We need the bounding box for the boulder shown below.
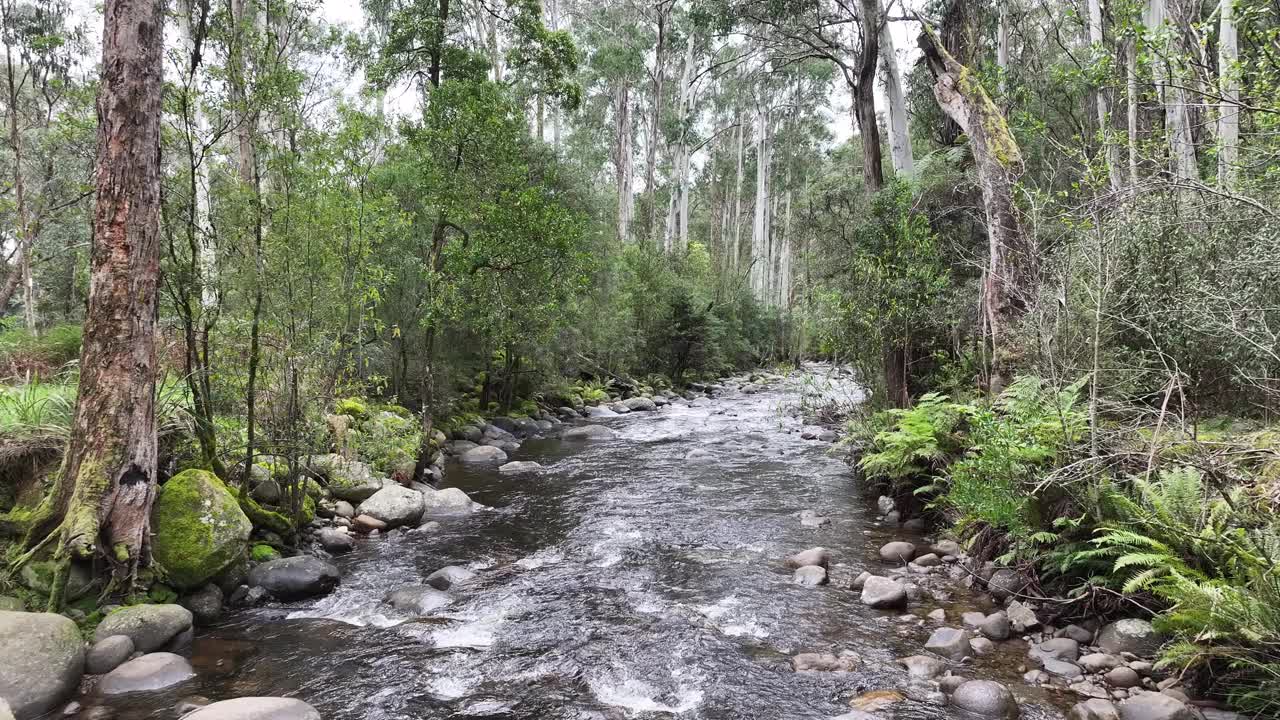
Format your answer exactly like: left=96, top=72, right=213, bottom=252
left=800, top=514, right=831, bottom=528
left=316, top=527, right=355, bottom=554
left=460, top=445, right=508, bottom=464
left=931, top=539, right=963, bottom=556
left=426, top=565, right=476, bottom=590
left=95, top=604, right=193, bottom=652
left=970, top=637, right=996, bottom=655
left=18, top=560, right=95, bottom=601
left=563, top=424, right=617, bottom=441
left=183, top=698, right=321, bottom=720
left=878, top=541, right=916, bottom=563
left=1006, top=600, right=1040, bottom=632
left=1058, top=624, right=1095, bottom=644
left=951, top=680, right=1018, bottom=719
left=897, top=655, right=946, bottom=679
left=307, top=455, right=385, bottom=503
left=333, top=500, right=356, bottom=519
left=1043, top=657, right=1084, bottom=679
left=986, top=568, right=1026, bottom=600
left=623, top=396, right=657, bottom=412
left=913, top=553, right=941, bottom=567
left=584, top=406, right=618, bottom=418
left=356, top=485, right=426, bottom=528
left=383, top=585, right=451, bottom=615
left=786, top=547, right=830, bottom=569
left=1079, top=653, right=1123, bottom=672
left=457, top=425, right=484, bottom=443
left=0, top=611, right=84, bottom=719
left=1105, top=667, right=1142, bottom=688
left=421, top=487, right=483, bottom=515
left=149, top=469, right=252, bottom=590
left=499, top=461, right=544, bottom=475
left=1030, top=637, right=1081, bottom=663
left=876, top=496, right=895, bottom=515
left=791, top=652, right=859, bottom=672
left=1117, top=692, right=1194, bottom=720
left=180, top=584, right=224, bottom=626
left=849, top=571, right=871, bottom=589
left=99, top=653, right=195, bottom=695
left=86, top=635, right=135, bottom=675
left=352, top=514, right=387, bottom=533
left=860, top=576, right=907, bottom=609
left=792, top=565, right=828, bottom=586
left=247, top=557, right=340, bottom=600
left=979, top=611, right=1011, bottom=641
left=609, top=402, right=631, bottom=414
left=939, top=675, right=968, bottom=694
left=1098, top=619, right=1163, bottom=658
left=1070, top=699, right=1121, bottom=720
left=448, top=440, right=479, bottom=455
left=924, top=627, right=973, bottom=660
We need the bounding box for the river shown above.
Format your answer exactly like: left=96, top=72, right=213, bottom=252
left=92, top=367, right=1069, bottom=720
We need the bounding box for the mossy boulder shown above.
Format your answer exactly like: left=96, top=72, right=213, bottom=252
left=250, top=544, right=281, bottom=563
left=305, top=454, right=384, bottom=502
left=151, top=469, right=252, bottom=590
left=19, top=559, right=95, bottom=601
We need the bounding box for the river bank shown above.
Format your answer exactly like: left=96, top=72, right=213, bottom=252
left=0, top=367, right=1229, bottom=720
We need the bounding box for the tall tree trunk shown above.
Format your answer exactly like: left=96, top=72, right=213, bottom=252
left=28, top=0, right=163, bottom=603
left=1216, top=0, right=1239, bottom=188
left=732, top=111, right=745, bottom=273
left=5, top=43, right=37, bottom=331
left=878, top=0, right=914, bottom=180
left=613, top=83, right=633, bottom=243
left=920, top=24, right=1031, bottom=393
left=855, top=0, right=883, bottom=193
left=1088, top=0, right=1122, bottom=190
left=1149, top=0, right=1197, bottom=181
left=750, top=105, right=771, bottom=302
left=643, top=7, right=667, bottom=244
left=1126, top=38, right=1139, bottom=186
left=997, top=0, right=1009, bottom=96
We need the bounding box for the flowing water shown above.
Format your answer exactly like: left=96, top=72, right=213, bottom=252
left=92, top=368, right=1071, bottom=720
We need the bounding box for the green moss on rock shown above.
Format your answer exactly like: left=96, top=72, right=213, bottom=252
left=251, top=544, right=281, bottom=562
left=151, top=469, right=252, bottom=590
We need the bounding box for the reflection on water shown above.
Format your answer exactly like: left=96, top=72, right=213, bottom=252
left=87, top=368, right=1068, bottom=720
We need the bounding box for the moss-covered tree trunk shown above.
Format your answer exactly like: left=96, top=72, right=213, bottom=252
left=26, top=0, right=164, bottom=603
left=918, top=23, right=1032, bottom=394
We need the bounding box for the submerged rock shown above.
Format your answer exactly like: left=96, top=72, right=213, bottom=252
left=383, top=585, right=451, bottom=614
left=98, top=653, right=194, bottom=695
left=499, top=461, right=544, bottom=475
left=426, top=565, right=476, bottom=590
left=0, top=611, right=84, bottom=719
left=184, top=698, right=321, bottom=720
left=792, top=652, right=859, bottom=672
left=897, top=655, right=946, bottom=679
left=95, top=604, right=193, bottom=652
left=792, top=565, right=828, bottom=586
left=247, top=557, right=340, bottom=600
left=786, top=547, right=830, bottom=569
left=151, top=469, right=252, bottom=590
left=562, top=424, right=617, bottom=441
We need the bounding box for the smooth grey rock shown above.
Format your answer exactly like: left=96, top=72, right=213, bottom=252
left=897, top=655, right=946, bottom=679
left=979, top=611, right=1011, bottom=640
left=861, top=576, right=907, bottom=609
left=584, top=406, right=617, bottom=418
left=183, top=697, right=321, bottom=720
left=563, top=424, right=617, bottom=441
left=247, top=557, right=340, bottom=600
left=913, top=553, right=941, bottom=567
left=1030, top=637, right=1081, bottom=662
left=623, top=396, right=657, bottom=412
left=986, top=569, right=1026, bottom=600
left=849, top=571, right=871, bottom=589
left=356, top=485, right=426, bottom=528
left=1117, top=692, right=1193, bottom=720
left=931, top=540, right=963, bottom=556
left=1070, top=699, right=1121, bottom=720
left=786, top=547, right=830, bottom=569
left=460, top=445, right=507, bottom=464
left=609, top=402, right=631, bottom=414
left=1006, top=600, right=1040, bottom=632
left=180, top=584, right=224, bottom=626
left=383, top=585, right=451, bottom=614
left=962, top=611, right=987, bottom=628
left=793, top=565, right=828, bottom=586
left=1080, top=653, right=1123, bottom=672
left=970, top=637, right=995, bottom=655
left=86, top=635, right=135, bottom=675
left=924, top=627, right=973, bottom=660
left=1044, top=657, right=1084, bottom=679
left=95, top=604, right=193, bottom=652
left=1105, top=667, right=1142, bottom=688
left=421, top=487, right=482, bottom=515
left=939, top=675, right=968, bottom=694
left=448, top=440, right=479, bottom=455
left=426, top=565, right=476, bottom=590
left=333, top=500, right=355, bottom=518
left=1058, top=624, right=1095, bottom=644
left=951, top=680, right=1018, bottom=718
left=1098, top=619, right=1163, bottom=658
left=317, top=527, right=355, bottom=554
left=99, top=653, right=194, bottom=695
left=791, top=652, right=859, bottom=672
left=499, top=461, right=544, bottom=475
left=878, top=541, right=916, bottom=563
left=876, top=496, right=895, bottom=515
left=0, top=611, right=85, bottom=719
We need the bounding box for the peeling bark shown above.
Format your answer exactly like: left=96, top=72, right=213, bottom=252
left=919, top=23, right=1032, bottom=392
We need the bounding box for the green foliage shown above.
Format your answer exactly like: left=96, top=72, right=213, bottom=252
left=0, top=324, right=82, bottom=377
left=858, top=393, right=970, bottom=483
left=349, top=408, right=422, bottom=477
left=0, top=380, right=75, bottom=438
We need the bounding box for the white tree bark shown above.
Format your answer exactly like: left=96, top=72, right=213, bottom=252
left=614, top=83, right=634, bottom=243
left=1148, top=0, right=1198, bottom=181
left=1126, top=39, right=1139, bottom=186
left=732, top=115, right=745, bottom=272
left=178, top=0, right=217, bottom=310
left=1217, top=0, right=1239, bottom=188
left=1088, top=0, right=1122, bottom=190
left=997, top=1, right=1010, bottom=96
left=750, top=105, right=771, bottom=302
left=878, top=0, right=914, bottom=180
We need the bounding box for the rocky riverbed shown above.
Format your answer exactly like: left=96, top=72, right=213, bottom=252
left=0, top=366, right=1238, bottom=720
